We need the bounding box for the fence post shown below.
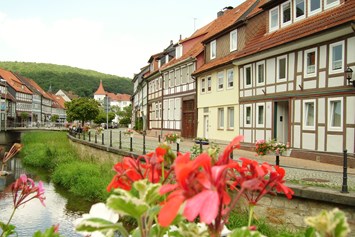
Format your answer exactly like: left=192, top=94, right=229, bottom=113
left=177, top=142, right=180, bottom=155
left=102, top=133, right=104, bottom=145
left=158, top=135, right=161, bottom=143
left=78, top=133, right=81, bottom=140
left=199, top=140, right=203, bottom=154
left=276, top=155, right=280, bottom=166
left=83, top=132, right=85, bottom=141
left=95, top=134, right=97, bottom=143
left=130, top=136, right=133, bottom=152
left=110, top=130, right=112, bottom=147
left=143, top=134, right=146, bottom=154
left=341, top=149, right=349, bottom=193
left=119, top=131, right=122, bottom=149
left=88, top=131, right=91, bottom=142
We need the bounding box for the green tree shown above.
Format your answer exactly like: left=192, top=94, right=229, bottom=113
left=93, top=110, right=115, bottom=124
left=50, top=114, right=59, bottom=122
left=65, top=98, right=100, bottom=125
left=116, top=105, right=132, bottom=126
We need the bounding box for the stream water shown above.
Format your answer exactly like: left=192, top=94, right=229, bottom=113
left=0, top=158, right=94, bottom=237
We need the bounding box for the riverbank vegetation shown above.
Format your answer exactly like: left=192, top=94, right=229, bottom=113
left=21, top=131, right=114, bottom=201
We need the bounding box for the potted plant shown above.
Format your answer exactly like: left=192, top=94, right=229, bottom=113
left=123, top=129, right=134, bottom=137
left=165, top=133, right=181, bottom=143
left=194, top=137, right=209, bottom=145
left=255, top=139, right=290, bottom=156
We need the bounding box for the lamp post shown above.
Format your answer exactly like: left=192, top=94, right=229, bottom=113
left=346, top=67, right=354, bottom=87
left=106, top=94, right=109, bottom=130
left=0, top=78, right=7, bottom=132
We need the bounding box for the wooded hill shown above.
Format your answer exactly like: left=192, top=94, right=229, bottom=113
left=0, top=62, right=133, bottom=97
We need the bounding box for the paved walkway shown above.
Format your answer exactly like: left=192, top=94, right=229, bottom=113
left=85, top=128, right=355, bottom=193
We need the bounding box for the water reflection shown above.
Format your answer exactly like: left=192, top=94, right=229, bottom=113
left=0, top=158, right=93, bottom=237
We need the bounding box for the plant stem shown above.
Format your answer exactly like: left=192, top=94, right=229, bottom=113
left=0, top=208, right=16, bottom=237
left=248, top=204, right=255, bottom=227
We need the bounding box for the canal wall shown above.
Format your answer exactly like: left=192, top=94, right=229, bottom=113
left=67, top=134, right=355, bottom=235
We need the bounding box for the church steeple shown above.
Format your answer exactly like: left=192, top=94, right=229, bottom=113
left=94, top=80, right=106, bottom=95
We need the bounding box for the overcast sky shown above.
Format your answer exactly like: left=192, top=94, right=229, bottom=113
left=0, top=0, right=244, bottom=78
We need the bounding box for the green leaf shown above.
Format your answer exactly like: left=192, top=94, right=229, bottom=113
left=76, top=217, right=128, bottom=237
left=229, top=227, right=266, bottom=237
left=32, top=226, right=62, bottom=237
left=0, top=222, right=16, bottom=237
left=107, top=189, right=148, bottom=219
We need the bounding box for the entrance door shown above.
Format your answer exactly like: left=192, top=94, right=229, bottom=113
left=182, top=100, right=195, bottom=138
left=274, top=101, right=289, bottom=144
left=203, top=115, right=209, bottom=139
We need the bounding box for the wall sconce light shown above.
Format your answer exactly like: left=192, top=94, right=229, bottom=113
left=346, top=67, right=354, bottom=87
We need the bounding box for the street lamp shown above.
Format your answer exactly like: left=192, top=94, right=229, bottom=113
left=346, top=67, right=354, bottom=87
left=106, top=94, right=109, bottom=129
left=0, top=78, right=7, bottom=131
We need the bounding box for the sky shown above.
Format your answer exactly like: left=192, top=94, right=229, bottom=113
left=0, top=0, right=244, bottom=78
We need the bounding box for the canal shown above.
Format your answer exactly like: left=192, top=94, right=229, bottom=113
left=0, top=157, right=93, bottom=236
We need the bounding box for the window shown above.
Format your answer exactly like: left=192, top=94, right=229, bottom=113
left=210, top=40, right=216, bottom=59
left=325, top=0, right=339, bottom=9
left=207, top=76, right=212, bottom=92
left=303, top=48, right=317, bottom=77
left=256, top=61, right=265, bottom=84
left=227, top=69, right=234, bottom=88
left=244, top=65, right=252, bottom=87
left=230, top=30, right=238, bottom=52
left=217, top=71, right=224, bottom=90
left=281, top=1, right=291, bottom=27
left=329, top=41, right=344, bottom=74
left=328, top=98, right=342, bottom=131
left=308, top=0, right=322, bottom=15
left=277, top=56, right=287, bottom=80
left=165, top=54, right=169, bottom=63
left=303, top=100, right=315, bottom=130
left=201, top=78, right=206, bottom=93
left=176, top=45, right=183, bottom=59
left=227, top=107, right=234, bottom=129
left=269, top=6, right=279, bottom=32
left=245, top=106, right=252, bottom=126
left=294, top=0, right=305, bottom=21
left=218, top=108, right=224, bottom=129
left=257, top=105, right=264, bottom=126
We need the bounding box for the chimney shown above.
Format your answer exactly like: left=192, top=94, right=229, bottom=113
left=217, top=10, right=224, bottom=17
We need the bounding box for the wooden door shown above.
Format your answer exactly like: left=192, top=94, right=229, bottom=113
left=182, top=100, right=196, bottom=138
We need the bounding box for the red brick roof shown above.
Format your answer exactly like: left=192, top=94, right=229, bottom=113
left=160, top=0, right=258, bottom=72
left=0, top=68, right=33, bottom=94
left=94, top=80, right=106, bottom=95
left=48, top=93, right=66, bottom=109
left=27, top=78, right=52, bottom=100
left=194, top=0, right=355, bottom=75
left=107, top=92, right=131, bottom=102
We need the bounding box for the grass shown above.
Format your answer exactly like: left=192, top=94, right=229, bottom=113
left=227, top=210, right=305, bottom=237
left=21, top=131, right=116, bottom=202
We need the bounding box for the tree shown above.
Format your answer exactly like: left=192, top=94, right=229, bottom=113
left=50, top=115, right=59, bottom=122
left=93, top=110, right=116, bottom=124
left=65, top=98, right=100, bottom=125
left=116, top=105, right=132, bottom=126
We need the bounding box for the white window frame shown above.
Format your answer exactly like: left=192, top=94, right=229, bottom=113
left=230, top=29, right=238, bottom=52
left=308, top=0, right=322, bottom=16
left=277, top=55, right=288, bottom=81
left=227, top=69, right=234, bottom=89
left=218, top=108, right=224, bottom=129
left=245, top=105, right=252, bottom=127
left=304, top=48, right=317, bottom=78
left=244, top=64, right=252, bottom=88
left=328, top=97, right=343, bottom=131
left=329, top=41, right=344, bottom=74
left=227, top=107, right=234, bottom=129
left=165, top=54, right=169, bottom=63
left=294, top=0, right=305, bottom=21
left=303, top=99, right=316, bottom=130
left=256, top=61, right=265, bottom=85
left=281, top=1, right=292, bottom=27
left=210, top=40, right=216, bottom=59
left=325, top=0, right=340, bottom=9
left=256, top=104, right=265, bottom=127
left=217, top=71, right=224, bottom=91
left=269, top=6, right=279, bottom=32
left=201, top=78, right=206, bottom=93
left=207, top=76, right=212, bottom=92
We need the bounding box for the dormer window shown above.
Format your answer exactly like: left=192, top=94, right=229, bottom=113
left=325, top=0, right=339, bottom=9
left=281, top=1, right=291, bottom=27
left=210, top=40, right=216, bottom=59
left=230, top=30, right=238, bottom=52
left=308, top=0, right=322, bottom=15
left=269, top=6, right=279, bottom=32
left=294, top=0, right=305, bottom=21
left=176, top=45, right=183, bottom=59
